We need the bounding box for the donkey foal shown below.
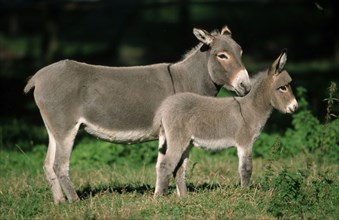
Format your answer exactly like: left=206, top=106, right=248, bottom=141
left=154, top=50, right=298, bottom=196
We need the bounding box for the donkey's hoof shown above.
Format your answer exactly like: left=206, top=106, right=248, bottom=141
left=54, top=198, right=66, bottom=205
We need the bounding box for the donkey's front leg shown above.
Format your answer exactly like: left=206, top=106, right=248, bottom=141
left=237, top=146, right=253, bottom=187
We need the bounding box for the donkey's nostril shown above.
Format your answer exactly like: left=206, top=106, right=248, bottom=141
left=240, top=82, right=251, bottom=95
left=288, top=104, right=298, bottom=113
left=239, top=82, right=247, bottom=91
left=236, top=82, right=247, bottom=96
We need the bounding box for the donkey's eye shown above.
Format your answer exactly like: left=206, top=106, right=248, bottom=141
left=279, top=85, right=288, bottom=92
left=217, top=53, right=229, bottom=60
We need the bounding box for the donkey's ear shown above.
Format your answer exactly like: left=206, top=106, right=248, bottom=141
left=221, top=25, right=232, bottom=36
left=272, top=49, right=288, bottom=74
left=193, top=28, right=213, bottom=45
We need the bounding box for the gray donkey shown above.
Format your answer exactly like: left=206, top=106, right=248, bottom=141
left=24, top=26, right=251, bottom=204
left=154, top=50, right=298, bottom=196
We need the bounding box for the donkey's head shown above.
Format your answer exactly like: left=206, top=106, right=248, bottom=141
left=193, top=26, right=251, bottom=96
left=267, top=50, right=298, bottom=114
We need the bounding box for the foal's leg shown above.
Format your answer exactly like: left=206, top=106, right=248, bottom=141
left=174, top=145, right=192, bottom=196
left=174, top=155, right=189, bottom=196
left=53, top=123, right=81, bottom=202
left=237, top=146, right=253, bottom=187
left=155, top=131, right=185, bottom=196
left=155, top=128, right=168, bottom=195
left=43, top=127, right=65, bottom=204
left=155, top=150, right=184, bottom=196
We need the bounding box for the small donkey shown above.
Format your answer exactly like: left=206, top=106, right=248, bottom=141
left=154, top=50, right=298, bottom=196
left=24, top=26, right=250, bottom=204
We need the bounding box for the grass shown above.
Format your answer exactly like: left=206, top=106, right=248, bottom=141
left=1, top=145, right=338, bottom=219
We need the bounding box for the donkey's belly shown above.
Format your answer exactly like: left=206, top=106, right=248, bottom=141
left=191, top=135, right=236, bottom=150
left=80, top=118, right=157, bottom=143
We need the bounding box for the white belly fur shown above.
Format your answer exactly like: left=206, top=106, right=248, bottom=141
left=79, top=117, right=155, bottom=143
left=191, top=135, right=236, bottom=150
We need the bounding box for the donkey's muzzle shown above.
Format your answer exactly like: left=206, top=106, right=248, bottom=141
left=233, top=69, right=251, bottom=96
left=239, top=82, right=251, bottom=96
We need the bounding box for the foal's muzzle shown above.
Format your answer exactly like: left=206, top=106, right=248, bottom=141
left=286, top=99, right=298, bottom=114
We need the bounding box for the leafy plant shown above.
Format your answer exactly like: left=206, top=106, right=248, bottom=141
left=259, top=154, right=337, bottom=219
left=253, top=82, right=339, bottom=163
left=266, top=168, right=306, bottom=218
left=71, top=137, right=158, bottom=169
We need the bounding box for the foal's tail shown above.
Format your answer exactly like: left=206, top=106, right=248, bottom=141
left=152, top=107, right=163, bottom=135
left=153, top=97, right=172, bottom=134
left=153, top=108, right=168, bottom=153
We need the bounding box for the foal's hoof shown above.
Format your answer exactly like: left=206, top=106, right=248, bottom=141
left=54, top=198, right=66, bottom=205
left=153, top=191, right=167, bottom=199
left=68, top=196, right=80, bottom=203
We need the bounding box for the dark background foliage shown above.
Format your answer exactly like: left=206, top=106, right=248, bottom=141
left=0, top=0, right=338, bottom=151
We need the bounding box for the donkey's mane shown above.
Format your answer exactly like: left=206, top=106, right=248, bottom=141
left=182, top=43, right=204, bottom=60
left=250, top=69, right=268, bottom=91
left=182, top=29, right=222, bottom=60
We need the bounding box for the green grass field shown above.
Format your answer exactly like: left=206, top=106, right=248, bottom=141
left=1, top=144, right=338, bottom=219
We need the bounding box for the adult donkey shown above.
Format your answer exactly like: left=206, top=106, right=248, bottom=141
left=24, top=25, right=250, bottom=204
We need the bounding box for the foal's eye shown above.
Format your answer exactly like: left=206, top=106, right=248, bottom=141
left=279, top=85, right=288, bottom=92
left=217, top=53, right=229, bottom=60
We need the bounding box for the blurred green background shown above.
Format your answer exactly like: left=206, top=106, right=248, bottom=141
left=0, top=0, right=338, bottom=151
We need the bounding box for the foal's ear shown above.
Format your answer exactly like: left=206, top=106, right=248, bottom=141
left=221, top=25, right=232, bottom=36
left=272, top=49, right=288, bottom=74
left=193, top=28, right=213, bottom=45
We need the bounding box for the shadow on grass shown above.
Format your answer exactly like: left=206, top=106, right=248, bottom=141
left=77, top=182, right=240, bottom=200
left=77, top=183, right=154, bottom=200
left=187, top=182, right=239, bottom=192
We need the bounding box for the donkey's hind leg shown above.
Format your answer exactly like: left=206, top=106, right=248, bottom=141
left=53, top=123, right=81, bottom=202
left=43, top=127, right=65, bottom=204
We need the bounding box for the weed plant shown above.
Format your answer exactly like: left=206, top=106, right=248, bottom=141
left=253, top=83, right=339, bottom=162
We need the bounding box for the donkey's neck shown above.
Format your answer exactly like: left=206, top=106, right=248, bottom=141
left=240, top=73, right=273, bottom=130
left=171, top=47, right=219, bottom=96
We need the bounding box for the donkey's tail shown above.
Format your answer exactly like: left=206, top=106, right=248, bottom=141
left=24, top=76, right=36, bottom=94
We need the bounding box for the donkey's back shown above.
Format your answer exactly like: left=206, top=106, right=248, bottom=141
left=25, top=60, right=174, bottom=141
